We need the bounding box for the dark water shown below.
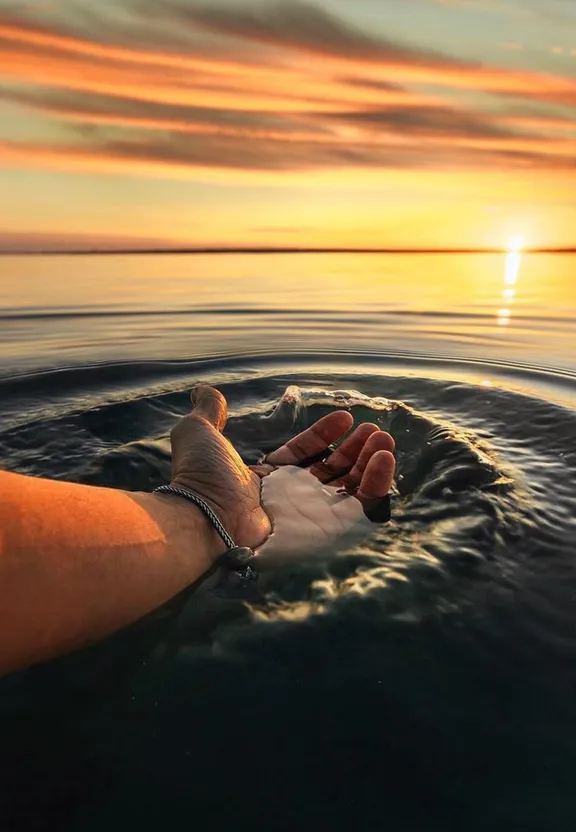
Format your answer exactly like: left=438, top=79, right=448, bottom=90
left=0, top=254, right=575, bottom=831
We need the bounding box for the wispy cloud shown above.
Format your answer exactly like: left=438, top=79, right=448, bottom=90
left=147, top=0, right=466, bottom=69
left=0, top=230, right=190, bottom=253
left=1, top=0, right=576, bottom=181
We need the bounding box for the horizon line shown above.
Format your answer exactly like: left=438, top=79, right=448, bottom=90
left=2, top=246, right=576, bottom=256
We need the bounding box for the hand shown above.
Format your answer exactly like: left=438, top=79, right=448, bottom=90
left=170, top=385, right=396, bottom=560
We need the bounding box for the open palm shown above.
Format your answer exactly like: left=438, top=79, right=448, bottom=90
left=170, top=386, right=395, bottom=561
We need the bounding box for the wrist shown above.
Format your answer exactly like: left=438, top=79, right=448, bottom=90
left=144, top=492, right=227, bottom=570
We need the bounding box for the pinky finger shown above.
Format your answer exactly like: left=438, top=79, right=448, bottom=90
left=357, top=451, right=395, bottom=523
left=332, top=450, right=395, bottom=525
left=357, top=450, right=395, bottom=501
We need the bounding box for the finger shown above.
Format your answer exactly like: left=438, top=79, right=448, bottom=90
left=266, top=410, right=354, bottom=466
left=309, top=423, right=380, bottom=483
left=347, top=431, right=395, bottom=482
left=356, top=450, right=395, bottom=502
left=190, top=385, right=227, bottom=432
left=319, top=429, right=396, bottom=491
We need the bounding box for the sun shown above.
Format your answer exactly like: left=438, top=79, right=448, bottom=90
left=508, top=236, right=524, bottom=253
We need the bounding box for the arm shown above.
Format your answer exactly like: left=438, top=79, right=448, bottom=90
left=0, top=383, right=270, bottom=677
left=0, top=385, right=394, bottom=677
left=0, top=471, right=223, bottom=676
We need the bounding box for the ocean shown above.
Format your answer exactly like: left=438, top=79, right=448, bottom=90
left=0, top=252, right=575, bottom=831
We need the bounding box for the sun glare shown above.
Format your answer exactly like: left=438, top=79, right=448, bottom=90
left=504, top=243, right=522, bottom=287
left=508, top=236, right=524, bottom=253
left=498, top=234, right=524, bottom=325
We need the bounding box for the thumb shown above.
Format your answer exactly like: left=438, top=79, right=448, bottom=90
left=190, top=385, right=228, bottom=432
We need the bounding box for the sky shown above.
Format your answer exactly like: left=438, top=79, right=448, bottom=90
left=1, top=0, right=576, bottom=250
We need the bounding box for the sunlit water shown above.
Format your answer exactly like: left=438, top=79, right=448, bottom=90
left=0, top=253, right=575, bottom=831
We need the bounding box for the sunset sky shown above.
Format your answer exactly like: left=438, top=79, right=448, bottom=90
left=1, top=0, right=576, bottom=250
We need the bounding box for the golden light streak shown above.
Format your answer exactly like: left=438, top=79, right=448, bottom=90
left=498, top=236, right=523, bottom=326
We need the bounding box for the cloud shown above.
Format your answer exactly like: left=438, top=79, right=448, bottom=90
left=338, top=76, right=405, bottom=93
left=2, top=120, right=573, bottom=186
left=0, top=230, right=190, bottom=253
left=1, top=0, right=576, bottom=183
left=0, top=86, right=331, bottom=142
left=2, top=2, right=575, bottom=98
left=151, top=0, right=465, bottom=69
left=131, top=2, right=576, bottom=96
left=5, top=81, right=574, bottom=172
left=321, top=104, right=517, bottom=140
left=0, top=32, right=431, bottom=114
left=4, top=84, right=542, bottom=147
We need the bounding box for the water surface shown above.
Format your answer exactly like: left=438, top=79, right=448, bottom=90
left=0, top=253, right=575, bottom=832
left=2, top=252, right=575, bottom=377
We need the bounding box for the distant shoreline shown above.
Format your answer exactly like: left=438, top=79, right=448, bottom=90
left=2, top=247, right=576, bottom=256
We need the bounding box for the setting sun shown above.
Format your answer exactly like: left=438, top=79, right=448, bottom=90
left=508, top=237, right=524, bottom=253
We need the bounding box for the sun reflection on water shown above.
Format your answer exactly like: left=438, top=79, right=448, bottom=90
left=498, top=237, right=523, bottom=325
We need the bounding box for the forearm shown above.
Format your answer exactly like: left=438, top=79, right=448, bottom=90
left=0, top=471, right=223, bottom=675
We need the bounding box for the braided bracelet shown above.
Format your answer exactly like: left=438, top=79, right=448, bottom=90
left=153, top=485, right=258, bottom=591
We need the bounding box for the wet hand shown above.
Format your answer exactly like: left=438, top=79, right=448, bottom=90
left=169, top=385, right=395, bottom=559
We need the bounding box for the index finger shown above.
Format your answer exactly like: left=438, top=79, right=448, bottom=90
left=265, top=410, right=354, bottom=466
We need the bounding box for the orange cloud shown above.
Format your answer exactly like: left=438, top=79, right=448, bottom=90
left=2, top=123, right=574, bottom=184
left=149, top=0, right=576, bottom=97
left=1, top=4, right=575, bottom=103
left=1, top=1, right=576, bottom=183
left=1, top=40, right=438, bottom=114
left=502, top=114, right=576, bottom=133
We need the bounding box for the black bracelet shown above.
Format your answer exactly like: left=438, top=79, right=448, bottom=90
left=153, top=485, right=258, bottom=590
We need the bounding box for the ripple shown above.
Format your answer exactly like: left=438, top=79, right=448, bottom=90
left=1, top=370, right=573, bottom=630
left=1, top=363, right=576, bottom=831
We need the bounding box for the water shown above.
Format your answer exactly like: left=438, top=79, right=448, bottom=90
left=0, top=253, right=575, bottom=831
